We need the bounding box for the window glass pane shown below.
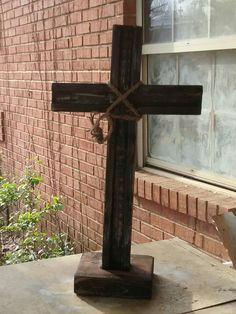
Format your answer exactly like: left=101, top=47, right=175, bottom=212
left=177, top=52, right=212, bottom=169
left=147, top=50, right=236, bottom=183
left=214, top=50, right=236, bottom=112
left=214, top=114, right=236, bottom=178
left=144, top=0, right=236, bottom=185
left=148, top=52, right=212, bottom=170
left=213, top=50, right=236, bottom=179
left=211, top=0, right=236, bottom=37
left=148, top=54, right=177, bottom=85
left=179, top=52, right=212, bottom=111
left=148, top=54, right=179, bottom=164
left=144, top=0, right=173, bottom=44
left=148, top=115, right=182, bottom=164
left=174, top=0, right=208, bottom=41
left=177, top=114, right=211, bottom=170
left=144, top=0, right=236, bottom=45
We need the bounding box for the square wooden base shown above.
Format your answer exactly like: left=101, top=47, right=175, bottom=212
left=74, top=252, right=154, bottom=299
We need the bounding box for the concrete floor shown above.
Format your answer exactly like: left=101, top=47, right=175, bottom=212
left=0, top=238, right=235, bottom=314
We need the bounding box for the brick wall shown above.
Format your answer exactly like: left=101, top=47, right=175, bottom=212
left=133, top=171, right=236, bottom=260
left=0, top=0, right=234, bottom=259
left=0, top=0, right=137, bottom=252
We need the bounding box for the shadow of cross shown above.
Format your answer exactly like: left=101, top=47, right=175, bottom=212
left=52, top=25, right=202, bottom=297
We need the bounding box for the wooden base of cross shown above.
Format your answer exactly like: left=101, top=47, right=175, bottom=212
left=74, top=252, right=154, bottom=299
left=52, top=25, right=202, bottom=299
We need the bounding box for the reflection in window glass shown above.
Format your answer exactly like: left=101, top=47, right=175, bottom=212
left=148, top=54, right=179, bottom=164
left=179, top=114, right=210, bottom=170
left=148, top=52, right=211, bottom=171
left=148, top=115, right=182, bottom=165
left=213, top=50, right=236, bottom=178
left=174, top=0, right=208, bottom=41
left=211, top=0, right=236, bottom=37
left=178, top=52, right=212, bottom=170
left=144, top=0, right=236, bottom=44
left=179, top=52, right=212, bottom=111
left=148, top=54, right=177, bottom=85
left=214, top=114, right=236, bottom=178
left=144, top=0, right=173, bottom=43
left=214, top=50, right=236, bottom=112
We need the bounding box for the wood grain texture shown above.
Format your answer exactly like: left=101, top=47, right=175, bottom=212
left=51, top=24, right=203, bottom=274
left=52, top=83, right=202, bottom=115
left=102, top=25, right=143, bottom=270
left=74, top=252, right=154, bottom=299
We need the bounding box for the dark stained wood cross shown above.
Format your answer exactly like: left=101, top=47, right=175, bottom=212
left=52, top=25, right=202, bottom=299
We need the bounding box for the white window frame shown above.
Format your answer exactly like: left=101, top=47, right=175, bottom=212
left=136, top=0, right=236, bottom=190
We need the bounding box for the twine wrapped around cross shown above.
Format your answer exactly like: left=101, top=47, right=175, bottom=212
left=89, top=81, right=143, bottom=144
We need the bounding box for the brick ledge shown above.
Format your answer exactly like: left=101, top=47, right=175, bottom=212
left=134, top=170, right=236, bottom=223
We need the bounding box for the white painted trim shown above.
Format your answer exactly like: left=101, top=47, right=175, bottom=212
left=136, top=0, right=142, bottom=26
left=136, top=0, right=143, bottom=167
left=137, top=56, right=148, bottom=168
left=137, top=119, right=143, bottom=168
left=139, top=0, right=236, bottom=55
left=142, top=115, right=148, bottom=168
left=142, top=36, right=236, bottom=55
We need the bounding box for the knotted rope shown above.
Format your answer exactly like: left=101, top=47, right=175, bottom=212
left=89, top=81, right=142, bottom=144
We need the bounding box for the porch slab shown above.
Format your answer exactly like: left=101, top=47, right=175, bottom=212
left=0, top=238, right=236, bottom=314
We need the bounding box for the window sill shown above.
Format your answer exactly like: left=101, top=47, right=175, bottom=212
left=133, top=168, right=236, bottom=260
left=134, top=168, right=236, bottom=221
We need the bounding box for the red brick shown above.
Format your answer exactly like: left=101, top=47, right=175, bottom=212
left=82, top=8, right=99, bottom=22
left=174, top=224, right=195, bottom=244
left=150, top=214, right=175, bottom=235
left=123, top=1, right=136, bottom=14
left=188, top=196, right=197, bottom=217
left=197, top=199, right=207, bottom=221
left=144, top=181, right=153, bottom=201
left=133, top=177, right=138, bottom=195
left=203, top=236, right=229, bottom=260
left=133, top=196, right=139, bottom=206
left=193, top=232, right=203, bottom=248
left=163, top=233, right=174, bottom=240
left=90, top=0, right=105, bottom=8
left=139, top=198, right=159, bottom=213
left=132, top=218, right=141, bottom=232
left=133, top=206, right=150, bottom=224
left=207, top=202, right=217, bottom=222
left=0, top=111, right=5, bottom=141
left=196, top=220, right=219, bottom=240
left=153, top=184, right=161, bottom=204
left=178, top=192, right=188, bottom=214
left=137, top=178, right=145, bottom=198
left=169, top=190, right=178, bottom=211
left=132, top=230, right=152, bottom=244
left=161, top=187, right=169, bottom=208
left=141, top=223, right=163, bottom=241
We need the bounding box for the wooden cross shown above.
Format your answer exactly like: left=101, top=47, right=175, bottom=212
left=52, top=25, right=202, bottom=299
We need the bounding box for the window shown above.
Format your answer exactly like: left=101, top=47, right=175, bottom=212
left=138, top=0, right=236, bottom=190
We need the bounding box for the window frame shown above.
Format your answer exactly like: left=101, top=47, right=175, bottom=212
left=136, top=0, right=236, bottom=191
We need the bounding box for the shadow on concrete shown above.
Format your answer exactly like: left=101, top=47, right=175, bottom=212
left=79, top=274, right=193, bottom=314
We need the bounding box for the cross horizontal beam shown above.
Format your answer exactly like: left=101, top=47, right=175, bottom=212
left=52, top=83, right=202, bottom=115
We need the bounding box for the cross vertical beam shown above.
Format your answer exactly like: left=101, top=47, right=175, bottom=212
left=102, top=25, right=142, bottom=270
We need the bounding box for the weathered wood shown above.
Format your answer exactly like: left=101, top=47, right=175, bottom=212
left=51, top=25, right=202, bottom=271
left=74, top=252, right=154, bottom=299
left=102, top=25, right=142, bottom=270
left=52, top=83, right=202, bottom=115
left=51, top=24, right=203, bottom=299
